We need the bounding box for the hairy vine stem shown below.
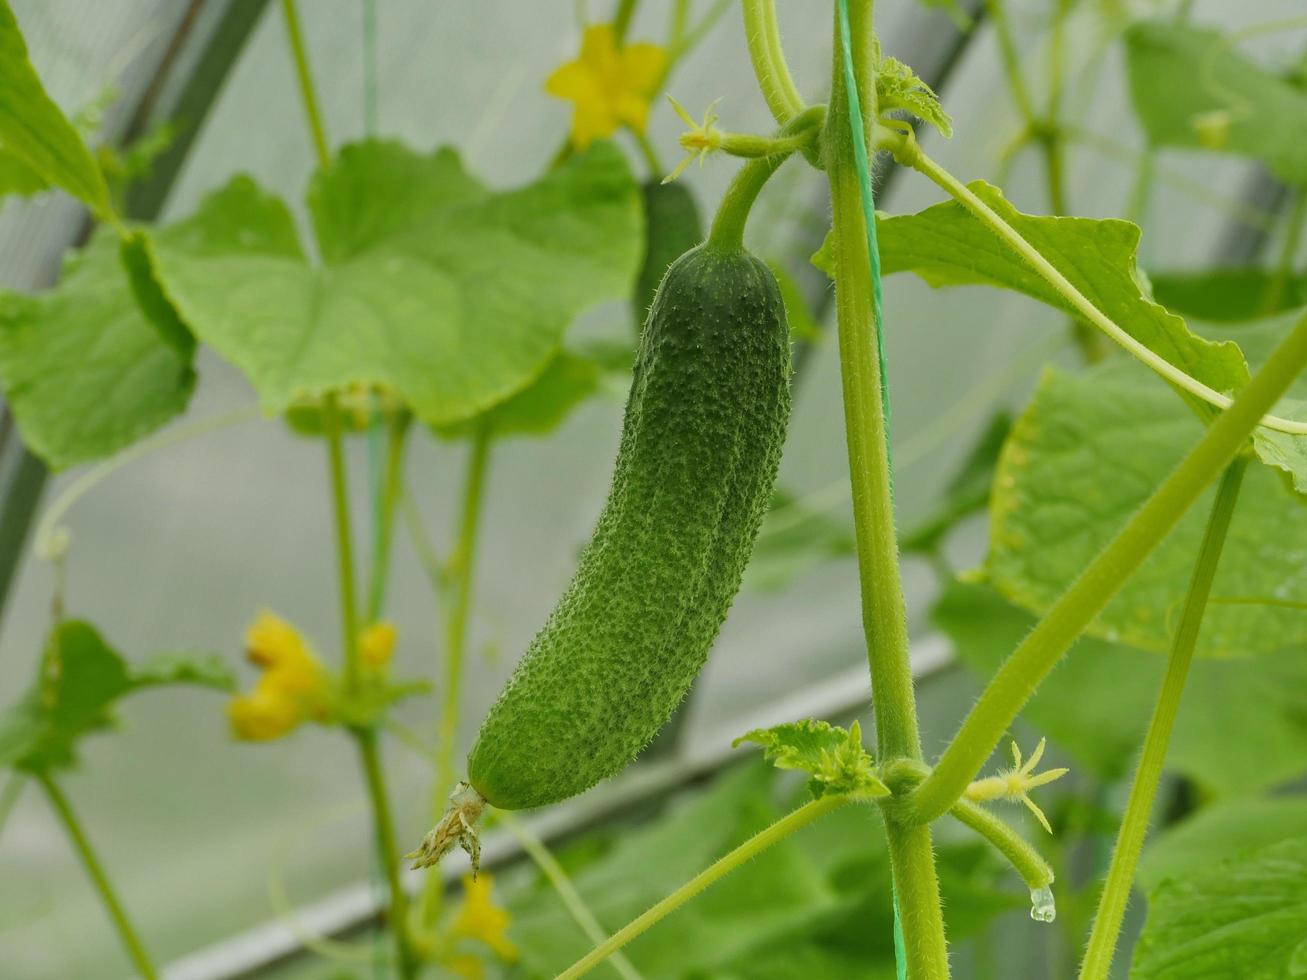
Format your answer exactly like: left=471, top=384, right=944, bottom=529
left=741, top=0, right=805, bottom=124
left=827, top=1, right=949, bottom=975
left=1078, top=459, right=1247, bottom=979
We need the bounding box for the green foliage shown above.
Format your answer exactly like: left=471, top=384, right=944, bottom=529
left=467, top=244, right=792, bottom=809
left=986, top=357, right=1307, bottom=658
left=0, top=228, right=196, bottom=469
left=504, top=764, right=1016, bottom=978
left=0, top=0, right=111, bottom=216
left=433, top=349, right=601, bottom=441
left=861, top=181, right=1250, bottom=419
left=936, top=581, right=1307, bottom=795
left=1125, top=20, right=1307, bottom=185
left=1213, top=316, right=1307, bottom=496
left=1139, top=797, right=1307, bottom=892
left=744, top=489, right=854, bottom=592
left=148, top=139, right=641, bottom=428
left=1132, top=836, right=1307, bottom=979
left=733, top=719, right=889, bottom=800
left=0, top=620, right=232, bottom=774
left=875, top=54, right=952, bottom=138
left=1151, top=267, right=1307, bottom=323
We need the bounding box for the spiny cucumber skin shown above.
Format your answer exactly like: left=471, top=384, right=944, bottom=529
left=468, top=244, right=792, bottom=810
left=631, top=181, right=703, bottom=332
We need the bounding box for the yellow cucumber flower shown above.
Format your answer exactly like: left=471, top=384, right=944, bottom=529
left=545, top=24, right=666, bottom=148
left=964, top=738, right=1069, bottom=834
left=449, top=873, right=517, bottom=964
left=359, top=621, right=397, bottom=670
left=227, top=685, right=301, bottom=741
left=228, top=611, right=326, bottom=741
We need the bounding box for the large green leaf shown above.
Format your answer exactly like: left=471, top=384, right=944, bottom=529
left=1139, top=797, right=1307, bottom=892
left=0, top=0, right=110, bottom=216
left=986, top=357, right=1307, bottom=658
left=1125, top=20, right=1307, bottom=185
left=863, top=181, right=1249, bottom=417
left=0, top=144, right=45, bottom=197
left=432, top=349, right=601, bottom=441
left=0, top=228, right=195, bottom=469
left=1132, top=837, right=1307, bottom=979
left=0, top=620, right=232, bottom=773
left=936, top=582, right=1307, bottom=795
left=149, top=140, right=641, bottom=427
left=1151, top=268, right=1307, bottom=323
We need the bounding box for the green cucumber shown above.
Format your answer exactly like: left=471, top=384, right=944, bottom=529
left=467, top=241, right=792, bottom=809
left=631, top=181, right=703, bottom=331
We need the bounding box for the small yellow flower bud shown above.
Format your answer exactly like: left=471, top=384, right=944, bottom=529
left=359, top=621, right=398, bottom=669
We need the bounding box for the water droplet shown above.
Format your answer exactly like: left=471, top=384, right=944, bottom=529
left=1029, top=885, right=1056, bottom=923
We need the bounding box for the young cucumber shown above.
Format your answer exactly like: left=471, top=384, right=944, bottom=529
left=631, top=181, right=703, bottom=331
left=468, top=241, right=792, bottom=809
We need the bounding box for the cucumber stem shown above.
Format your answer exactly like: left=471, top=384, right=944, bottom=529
left=741, top=0, right=805, bottom=124
left=705, top=107, right=823, bottom=250
left=1078, top=459, right=1247, bottom=980
left=826, top=1, right=950, bottom=975
left=39, top=774, right=158, bottom=980
left=909, top=311, right=1307, bottom=825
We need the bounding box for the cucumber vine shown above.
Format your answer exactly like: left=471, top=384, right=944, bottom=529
left=1, top=2, right=1305, bottom=979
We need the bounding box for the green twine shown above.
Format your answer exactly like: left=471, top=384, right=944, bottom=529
left=835, top=2, right=905, bottom=978
left=835, top=0, right=892, bottom=459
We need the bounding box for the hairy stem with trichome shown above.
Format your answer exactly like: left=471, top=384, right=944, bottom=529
left=742, top=0, right=805, bottom=124
left=909, top=310, right=1307, bottom=824
left=827, top=1, right=948, bottom=975
left=1078, top=459, right=1247, bottom=980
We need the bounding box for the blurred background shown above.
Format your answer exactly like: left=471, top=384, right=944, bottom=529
left=0, top=1, right=1304, bottom=977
